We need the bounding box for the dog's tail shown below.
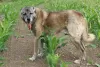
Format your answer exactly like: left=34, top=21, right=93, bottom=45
left=82, top=29, right=95, bottom=42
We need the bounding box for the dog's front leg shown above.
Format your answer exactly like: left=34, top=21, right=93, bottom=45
left=37, top=39, right=44, bottom=57
left=29, top=37, right=39, bottom=61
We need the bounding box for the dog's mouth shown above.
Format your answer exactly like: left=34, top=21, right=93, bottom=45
left=26, top=18, right=36, bottom=30
left=27, top=23, right=32, bottom=30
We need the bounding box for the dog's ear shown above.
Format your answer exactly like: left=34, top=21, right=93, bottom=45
left=31, top=7, right=36, bottom=13
left=32, top=6, right=36, bottom=9
left=33, top=7, right=35, bottom=9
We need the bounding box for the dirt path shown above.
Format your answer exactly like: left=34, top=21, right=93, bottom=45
left=1, top=18, right=47, bottom=67
left=1, top=4, right=100, bottom=67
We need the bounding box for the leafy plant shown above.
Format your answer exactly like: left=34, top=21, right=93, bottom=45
left=0, top=57, right=5, bottom=60
left=0, top=4, right=17, bottom=51
left=40, top=33, right=66, bottom=56
left=0, top=62, right=4, bottom=66
left=0, top=57, right=4, bottom=66
left=46, top=54, right=60, bottom=67
left=87, top=59, right=93, bottom=65
left=40, top=32, right=67, bottom=67
left=60, top=61, right=68, bottom=67
left=90, top=44, right=97, bottom=48
left=95, top=63, right=100, bottom=67
left=60, top=61, right=72, bottom=67
left=97, top=53, right=100, bottom=58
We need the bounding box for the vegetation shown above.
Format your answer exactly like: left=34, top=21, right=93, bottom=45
left=40, top=33, right=69, bottom=67
left=0, top=57, right=4, bottom=66
left=0, top=0, right=100, bottom=67
left=40, top=33, right=65, bottom=55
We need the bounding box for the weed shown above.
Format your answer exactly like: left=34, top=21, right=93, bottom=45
left=40, top=32, right=66, bottom=56
left=40, top=32, right=67, bottom=67
left=60, top=61, right=68, bottom=67
left=87, top=59, right=93, bottom=65
left=95, top=63, right=100, bottom=67
left=97, top=53, right=100, bottom=58
left=0, top=57, right=4, bottom=66
left=46, top=54, right=60, bottom=67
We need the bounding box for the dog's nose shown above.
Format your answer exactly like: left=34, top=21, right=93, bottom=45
left=27, top=18, right=30, bottom=22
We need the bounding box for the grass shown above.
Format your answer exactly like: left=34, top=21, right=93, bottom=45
left=0, top=57, right=4, bottom=66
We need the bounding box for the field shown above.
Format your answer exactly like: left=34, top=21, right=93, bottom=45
left=0, top=0, right=100, bottom=67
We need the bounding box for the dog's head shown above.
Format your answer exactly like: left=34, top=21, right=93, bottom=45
left=21, top=7, right=36, bottom=30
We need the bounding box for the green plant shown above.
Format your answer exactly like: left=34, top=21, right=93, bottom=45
left=60, top=61, right=68, bottom=67
left=97, top=53, right=100, bottom=58
left=89, top=44, right=97, bottom=48
left=46, top=54, right=60, bottom=67
left=0, top=62, right=4, bottom=66
left=87, top=59, right=93, bottom=65
left=0, top=57, right=4, bottom=66
left=40, top=33, right=66, bottom=56
left=0, top=4, right=17, bottom=51
left=0, top=57, right=4, bottom=61
left=95, top=63, right=100, bottom=67
left=40, top=32, right=66, bottom=67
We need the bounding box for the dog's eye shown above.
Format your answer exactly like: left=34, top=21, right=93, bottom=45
left=23, top=13, right=26, bottom=15
left=30, top=13, right=33, bottom=14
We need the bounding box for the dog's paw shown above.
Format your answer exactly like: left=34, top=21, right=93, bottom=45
left=74, top=59, right=81, bottom=64
left=82, top=56, right=86, bottom=61
left=37, top=53, right=43, bottom=57
left=29, top=56, right=36, bottom=61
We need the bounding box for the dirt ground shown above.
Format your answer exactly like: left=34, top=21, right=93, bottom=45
left=0, top=5, right=100, bottom=67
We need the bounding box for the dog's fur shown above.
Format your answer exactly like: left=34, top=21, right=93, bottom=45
left=21, top=7, right=95, bottom=64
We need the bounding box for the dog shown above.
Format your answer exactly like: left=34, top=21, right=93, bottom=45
left=20, top=6, right=95, bottom=64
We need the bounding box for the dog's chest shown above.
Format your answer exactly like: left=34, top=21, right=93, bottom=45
left=31, top=24, right=36, bottom=36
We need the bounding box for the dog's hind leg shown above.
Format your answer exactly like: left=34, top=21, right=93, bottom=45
left=66, top=18, right=86, bottom=64
left=80, top=41, right=86, bottom=61
left=71, top=37, right=86, bottom=64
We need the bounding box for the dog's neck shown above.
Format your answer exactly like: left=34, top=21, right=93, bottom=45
left=31, top=8, right=48, bottom=34
left=35, top=8, right=48, bottom=25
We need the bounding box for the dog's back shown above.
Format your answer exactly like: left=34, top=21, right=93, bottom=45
left=43, top=10, right=84, bottom=32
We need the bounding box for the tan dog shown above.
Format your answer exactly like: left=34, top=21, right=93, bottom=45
left=21, top=7, right=95, bottom=64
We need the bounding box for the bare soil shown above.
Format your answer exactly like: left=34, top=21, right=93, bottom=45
left=0, top=5, right=100, bottom=67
